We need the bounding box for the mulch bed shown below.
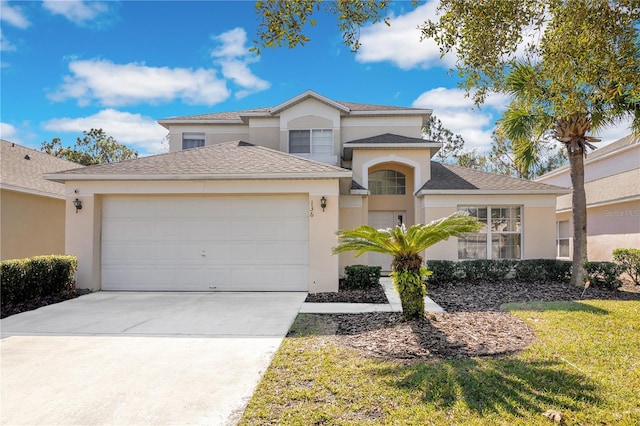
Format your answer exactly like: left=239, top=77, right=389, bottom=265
left=293, top=280, right=640, bottom=363
left=1, top=289, right=91, bottom=319
left=305, top=281, right=388, bottom=304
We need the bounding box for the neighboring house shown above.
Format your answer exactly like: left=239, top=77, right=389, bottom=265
left=0, top=140, right=80, bottom=261
left=46, top=91, right=567, bottom=292
left=536, top=134, right=640, bottom=261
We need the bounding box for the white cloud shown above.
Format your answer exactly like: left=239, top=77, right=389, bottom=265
left=593, top=116, right=636, bottom=147
left=42, top=109, right=169, bottom=153
left=356, top=1, right=455, bottom=70
left=50, top=59, right=230, bottom=107
left=1, top=29, right=16, bottom=51
left=211, top=27, right=270, bottom=98
left=0, top=122, right=20, bottom=142
left=413, top=87, right=509, bottom=151
left=42, top=0, right=109, bottom=25
left=0, top=1, right=30, bottom=28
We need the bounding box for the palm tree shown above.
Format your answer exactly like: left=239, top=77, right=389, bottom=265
left=332, top=211, right=481, bottom=320
left=499, top=61, right=639, bottom=286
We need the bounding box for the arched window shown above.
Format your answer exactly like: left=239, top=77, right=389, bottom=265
left=368, top=170, right=406, bottom=195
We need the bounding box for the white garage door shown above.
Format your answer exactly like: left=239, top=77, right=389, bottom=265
left=101, top=195, right=308, bottom=291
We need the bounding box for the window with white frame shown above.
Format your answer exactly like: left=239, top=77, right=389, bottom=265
left=458, top=206, right=522, bottom=260
left=289, top=129, right=333, bottom=154
left=368, top=170, right=406, bottom=195
left=556, top=220, right=571, bottom=258
left=182, top=132, right=205, bottom=150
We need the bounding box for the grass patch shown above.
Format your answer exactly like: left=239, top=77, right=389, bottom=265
left=239, top=300, right=640, bottom=425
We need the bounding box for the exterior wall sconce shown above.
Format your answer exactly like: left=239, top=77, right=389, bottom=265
left=73, top=198, right=83, bottom=213
left=320, top=196, right=327, bottom=212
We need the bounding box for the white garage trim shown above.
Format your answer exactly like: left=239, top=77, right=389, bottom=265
left=101, top=194, right=309, bottom=291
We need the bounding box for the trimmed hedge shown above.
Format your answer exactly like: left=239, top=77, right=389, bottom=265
left=515, top=259, right=572, bottom=284
left=343, top=265, right=382, bottom=290
left=1, top=255, right=78, bottom=307
left=613, top=248, right=640, bottom=285
left=426, top=258, right=629, bottom=287
left=427, top=259, right=518, bottom=284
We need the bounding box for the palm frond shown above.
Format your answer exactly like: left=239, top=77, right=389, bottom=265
left=332, top=212, right=482, bottom=258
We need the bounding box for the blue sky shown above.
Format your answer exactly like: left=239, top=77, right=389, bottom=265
left=1, top=0, right=631, bottom=156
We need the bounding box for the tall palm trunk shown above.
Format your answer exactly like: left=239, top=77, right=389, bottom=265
left=556, top=114, right=592, bottom=287
left=568, top=146, right=588, bottom=286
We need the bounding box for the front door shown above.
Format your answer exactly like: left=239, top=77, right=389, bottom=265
left=367, top=211, right=406, bottom=272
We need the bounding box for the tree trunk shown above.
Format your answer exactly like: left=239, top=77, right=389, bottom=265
left=568, top=146, right=588, bottom=287
left=392, top=255, right=425, bottom=320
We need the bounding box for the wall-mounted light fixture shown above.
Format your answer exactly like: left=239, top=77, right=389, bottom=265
left=73, top=198, right=83, bottom=213
left=320, top=196, right=327, bottom=212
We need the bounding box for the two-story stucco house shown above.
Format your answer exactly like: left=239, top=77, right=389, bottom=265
left=46, top=91, right=567, bottom=292
left=536, top=134, right=640, bottom=261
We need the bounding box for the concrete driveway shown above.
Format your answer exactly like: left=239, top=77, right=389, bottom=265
left=0, top=291, right=306, bottom=425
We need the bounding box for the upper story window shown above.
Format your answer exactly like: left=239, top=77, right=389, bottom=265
left=289, top=129, right=333, bottom=154
left=458, top=206, right=522, bottom=260
left=368, top=170, right=406, bottom=195
left=182, top=132, right=205, bottom=150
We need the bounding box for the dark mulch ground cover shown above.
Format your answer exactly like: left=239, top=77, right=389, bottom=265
left=305, top=281, right=388, bottom=303
left=1, top=288, right=91, bottom=319
left=293, top=279, right=639, bottom=362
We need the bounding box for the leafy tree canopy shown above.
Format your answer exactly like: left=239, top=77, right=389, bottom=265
left=255, top=0, right=639, bottom=130
left=42, top=129, right=138, bottom=166
left=423, top=115, right=466, bottom=163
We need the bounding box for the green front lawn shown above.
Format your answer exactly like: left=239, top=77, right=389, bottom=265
left=239, top=300, right=640, bottom=425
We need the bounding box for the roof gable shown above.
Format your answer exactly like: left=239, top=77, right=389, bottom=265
left=158, top=91, right=432, bottom=126
left=45, top=141, right=352, bottom=182
left=1, top=140, right=81, bottom=197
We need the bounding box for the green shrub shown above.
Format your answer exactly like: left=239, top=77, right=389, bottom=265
left=515, top=259, right=572, bottom=283
left=613, top=248, right=640, bottom=285
left=585, top=261, right=623, bottom=289
left=1, top=255, right=77, bottom=307
left=458, top=259, right=516, bottom=282
left=343, top=265, right=382, bottom=290
left=425, top=260, right=458, bottom=284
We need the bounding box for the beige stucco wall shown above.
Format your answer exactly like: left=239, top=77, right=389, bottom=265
left=341, top=116, right=423, bottom=142
left=168, top=124, right=250, bottom=152
left=558, top=201, right=640, bottom=261
left=351, top=148, right=432, bottom=193
left=0, top=190, right=66, bottom=261
left=338, top=195, right=369, bottom=272
left=538, top=144, right=640, bottom=188
left=421, top=194, right=558, bottom=261
left=367, top=163, right=417, bottom=226
left=248, top=117, right=280, bottom=150
left=64, top=179, right=341, bottom=292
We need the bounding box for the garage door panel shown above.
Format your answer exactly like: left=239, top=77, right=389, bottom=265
left=102, top=219, right=156, bottom=242
left=278, top=242, right=308, bottom=264
left=102, top=195, right=308, bottom=291
left=155, top=197, right=205, bottom=218
left=200, top=220, right=232, bottom=240
left=285, top=218, right=308, bottom=240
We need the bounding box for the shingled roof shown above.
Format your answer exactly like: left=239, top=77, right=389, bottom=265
left=159, top=91, right=430, bottom=125
left=1, top=140, right=81, bottom=197
left=45, top=141, right=351, bottom=182
left=344, top=133, right=436, bottom=145
left=418, top=162, right=568, bottom=194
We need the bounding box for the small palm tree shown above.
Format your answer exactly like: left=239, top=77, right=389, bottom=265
left=332, top=211, right=481, bottom=320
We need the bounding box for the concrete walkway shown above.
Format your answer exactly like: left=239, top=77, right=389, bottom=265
left=300, top=277, right=445, bottom=314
